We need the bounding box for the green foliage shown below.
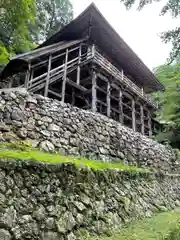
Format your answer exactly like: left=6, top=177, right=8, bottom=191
left=0, top=41, right=9, bottom=64
left=88, top=211, right=180, bottom=240
left=0, top=141, right=149, bottom=173
left=120, top=0, right=180, bottom=62
left=0, top=0, right=73, bottom=65
left=164, top=224, right=180, bottom=240
left=155, top=64, right=180, bottom=122
left=30, top=0, right=73, bottom=43
left=153, top=63, right=180, bottom=148
left=0, top=0, right=36, bottom=55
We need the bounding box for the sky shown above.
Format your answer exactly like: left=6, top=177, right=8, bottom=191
left=70, top=0, right=179, bottom=70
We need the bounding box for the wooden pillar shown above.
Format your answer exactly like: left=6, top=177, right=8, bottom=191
left=44, top=54, right=52, bottom=97
left=71, top=90, right=75, bottom=106
left=107, top=81, right=111, bottom=117
left=140, top=104, right=145, bottom=135
left=61, top=48, right=68, bottom=103
left=148, top=110, right=152, bottom=137
left=132, top=99, right=136, bottom=132
left=24, top=63, right=31, bottom=88
left=92, top=70, right=97, bottom=112
left=76, top=44, right=81, bottom=85
left=8, top=78, right=13, bottom=88
left=119, top=89, right=123, bottom=124
left=29, top=68, right=34, bottom=88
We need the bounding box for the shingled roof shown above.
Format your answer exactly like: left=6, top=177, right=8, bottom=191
left=0, top=3, right=164, bottom=93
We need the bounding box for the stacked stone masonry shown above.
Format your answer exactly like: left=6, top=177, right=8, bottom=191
left=0, top=89, right=180, bottom=240
left=0, top=89, right=178, bottom=172
left=0, top=160, right=180, bottom=240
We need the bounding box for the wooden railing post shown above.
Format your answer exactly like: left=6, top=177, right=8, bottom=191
left=44, top=54, right=52, bottom=97
left=61, top=48, right=68, bottom=103
left=121, top=69, right=124, bottom=80
left=141, top=87, right=144, bottom=96
left=92, top=44, right=95, bottom=58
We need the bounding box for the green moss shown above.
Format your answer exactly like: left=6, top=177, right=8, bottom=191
left=88, top=211, right=180, bottom=240
left=76, top=229, right=90, bottom=239
left=165, top=224, right=180, bottom=240
left=0, top=142, right=149, bottom=173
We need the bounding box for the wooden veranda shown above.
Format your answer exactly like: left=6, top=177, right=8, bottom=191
left=0, top=3, right=164, bottom=137
left=2, top=39, right=155, bottom=136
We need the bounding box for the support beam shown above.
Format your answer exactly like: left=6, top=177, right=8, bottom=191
left=61, top=48, right=68, bottom=103
left=76, top=44, right=82, bottom=84
left=44, top=54, right=52, bottom=97
left=79, top=76, right=91, bottom=87
left=140, top=104, right=145, bottom=135
left=48, top=89, right=61, bottom=99
left=24, top=63, right=31, bottom=88
left=67, top=78, right=87, bottom=92
left=97, top=72, right=108, bottom=83
left=92, top=70, right=97, bottom=112
left=122, top=102, right=132, bottom=110
left=132, top=99, right=136, bottom=132
left=119, top=89, right=123, bottom=124
left=123, top=114, right=132, bottom=120
left=148, top=110, right=152, bottom=137
left=107, top=81, right=111, bottom=117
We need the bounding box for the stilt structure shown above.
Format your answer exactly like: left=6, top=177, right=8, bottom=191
left=0, top=3, right=164, bottom=136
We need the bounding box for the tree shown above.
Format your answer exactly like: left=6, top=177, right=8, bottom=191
left=0, top=0, right=36, bottom=60
left=120, top=0, right=180, bottom=62
left=30, top=0, right=73, bottom=44
left=153, top=63, right=180, bottom=148
left=0, top=0, right=73, bottom=63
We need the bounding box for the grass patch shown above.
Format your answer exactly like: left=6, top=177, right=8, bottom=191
left=164, top=225, right=180, bottom=240
left=0, top=142, right=149, bottom=173
left=88, top=211, right=180, bottom=240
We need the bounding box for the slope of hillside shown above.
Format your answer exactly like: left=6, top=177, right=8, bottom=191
left=88, top=211, right=180, bottom=240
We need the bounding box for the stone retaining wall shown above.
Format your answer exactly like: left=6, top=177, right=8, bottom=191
left=0, top=89, right=178, bottom=172
left=0, top=159, right=180, bottom=240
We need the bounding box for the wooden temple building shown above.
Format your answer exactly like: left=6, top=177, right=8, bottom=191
left=0, top=3, right=164, bottom=136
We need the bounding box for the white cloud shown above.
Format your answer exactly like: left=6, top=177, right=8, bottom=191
left=70, top=0, right=179, bottom=69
